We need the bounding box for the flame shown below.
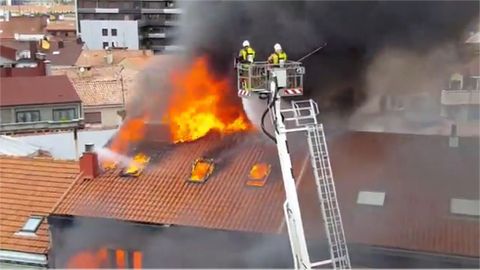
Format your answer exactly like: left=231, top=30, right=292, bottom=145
left=103, top=115, right=148, bottom=169
left=109, top=115, right=148, bottom=154
left=66, top=248, right=143, bottom=269
left=66, top=247, right=108, bottom=268
left=165, top=57, right=251, bottom=143
left=123, top=152, right=150, bottom=176
left=249, top=163, right=271, bottom=180
left=190, top=158, right=214, bottom=182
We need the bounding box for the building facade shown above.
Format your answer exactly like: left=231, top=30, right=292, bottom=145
left=0, top=75, right=84, bottom=134
left=76, top=0, right=180, bottom=52
left=80, top=20, right=139, bottom=49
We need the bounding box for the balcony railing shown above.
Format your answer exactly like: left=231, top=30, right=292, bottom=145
left=0, top=119, right=84, bottom=133
left=441, top=89, right=480, bottom=105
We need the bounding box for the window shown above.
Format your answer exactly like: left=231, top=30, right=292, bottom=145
left=107, top=249, right=142, bottom=269
left=53, top=108, right=76, bottom=121
left=188, top=158, right=215, bottom=183
left=111, top=28, right=117, bottom=36
left=85, top=112, right=102, bottom=124
left=102, top=42, right=109, bottom=49
left=450, top=199, right=479, bottom=217
left=16, top=110, right=40, bottom=123
left=357, top=191, right=385, bottom=206
left=102, top=28, right=108, bottom=36
left=247, top=163, right=271, bottom=187
left=20, top=216, right=43, bottom=233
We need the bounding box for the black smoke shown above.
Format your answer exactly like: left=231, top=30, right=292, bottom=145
left=177, top=0, right=479, bottom=115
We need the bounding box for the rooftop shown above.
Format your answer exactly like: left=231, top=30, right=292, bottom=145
left=75, top=49, right=154, bottom=67
left=73, top=79, right=124, bottom=107
left=52, top=130, right=480, bottom=257
left=0, top=16, right=47, bottom=39
left=0, top=75, right=81, bottom=107
left=0, top=156, right=79, bottom=254
left=45, top=20, right=75, bottom=32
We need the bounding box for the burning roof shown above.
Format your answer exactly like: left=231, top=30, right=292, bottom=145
left=189, top=158, right=215, bottom=183
left=52, top=132, right=479, bottom=257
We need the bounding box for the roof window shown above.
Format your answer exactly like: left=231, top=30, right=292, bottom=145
left=357, top=191, right=385, bottom=206
left=246, top=163, right=271, bottom=187
left=188, top=158, right=215, bottom=183
left=450, top=198, right=479, bottom=217
left=15, top=216, right=43, bottom=236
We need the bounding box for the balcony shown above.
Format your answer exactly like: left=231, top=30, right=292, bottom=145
left=0, top=119, right=84, bottom=134
left=141, top=8, right=181, bottom=15
left=145, top=32, right=166, bottom=39
left=441, top=89, right=480, bottom=105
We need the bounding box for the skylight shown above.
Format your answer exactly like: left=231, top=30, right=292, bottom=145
left=20, top=216, right=43, bottom=233
left=247, top=163, right=271, bottom=187
left=357, top=191, right=385, bottom=206
left=188, top=158, right=215, bottom=183
left=450, top=198, right=480, bottom=217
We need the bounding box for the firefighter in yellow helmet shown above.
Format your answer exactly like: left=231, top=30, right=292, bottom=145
left=237, top=40, right=256, bottom=91
left=268, top=43, right=287, bottom=66
left=238, top=40, right=256, bottom=64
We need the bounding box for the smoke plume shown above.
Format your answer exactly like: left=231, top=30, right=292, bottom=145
left=176, top=0, right=479, bottom=121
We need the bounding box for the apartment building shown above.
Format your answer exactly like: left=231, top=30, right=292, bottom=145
left=76, top=0, right=180, bottom=52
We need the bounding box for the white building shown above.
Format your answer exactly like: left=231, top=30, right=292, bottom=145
left=80, top=20, right=139, bottom=50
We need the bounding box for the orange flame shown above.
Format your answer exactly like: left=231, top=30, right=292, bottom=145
left=66, top=247, right=108, bottom=268
left=165, top=56, right=251, bottom=143
left=103, top=115, right=148, bottom=169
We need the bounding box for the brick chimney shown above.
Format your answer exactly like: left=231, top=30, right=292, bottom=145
left=79, top=144, right=99, bottom=179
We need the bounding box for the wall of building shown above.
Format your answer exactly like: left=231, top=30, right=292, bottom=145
left=48, top=215, right=292, bottom=269
left=0, top=102, right=83, bottom=133
left=79, top=20, right=139, bottom=50
left=84, top=105, right=123, bottom=128
left=48, top=215, right=480, bottom=269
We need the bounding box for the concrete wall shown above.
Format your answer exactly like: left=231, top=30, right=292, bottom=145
left=84, top=105, right=123, bottom=128
left=0, top=108, right=12, bottom=123
left=80, top=20, right=139, bottom=50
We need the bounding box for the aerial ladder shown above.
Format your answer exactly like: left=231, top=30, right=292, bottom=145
left=236, top=59, right=351, bottom=269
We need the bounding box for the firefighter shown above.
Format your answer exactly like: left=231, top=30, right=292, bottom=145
left=237, top=40, right=256, bottom=91
left=268, top=43, right=287, bottom=66
left=238, top=40, right=256, bottom=64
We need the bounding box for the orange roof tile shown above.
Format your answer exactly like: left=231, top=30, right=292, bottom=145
left=0, top=156, right=79, bottom=254
left=73, top=79, right=124, bottom=106
left=0, top=16, right=47, bottom=39
left=53, top=132, right=285, bottom=234
left=51, top=130, right=480, bottom=257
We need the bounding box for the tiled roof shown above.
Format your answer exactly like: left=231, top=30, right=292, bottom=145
left=0, top=5, right=74, bottom=15
left=53, top=132, right=286, bottom=234
left=75, top=49, right=154, bottom=67
left=52, top=130, right=480, bottom=257
left=73, top=79, right=124, bottom=106
left=0, top=75, right=81, bottom=107
left=46, top=21, right=75, bottom=32
left=0, top=156, right=79, bottom=254
left=0, top=16, right=47, bottom=39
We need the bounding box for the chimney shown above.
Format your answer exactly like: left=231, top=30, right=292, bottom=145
left=29, top=41, right=38, bottom=60
left=44, top=60, right=51, bottom=76
left=79, top=144, right=100, bottom=179
left=449, top=123, right=459, bottom=148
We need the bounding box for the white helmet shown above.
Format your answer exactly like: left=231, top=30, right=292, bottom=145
left=242, top=40, right=250, bottom=47
left=274, top=43, right=282, bottom=53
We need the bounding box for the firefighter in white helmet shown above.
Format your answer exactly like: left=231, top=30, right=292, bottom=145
left=268, top=43, right=287, bottom=66
left=238, top=40, right=256, bottom=64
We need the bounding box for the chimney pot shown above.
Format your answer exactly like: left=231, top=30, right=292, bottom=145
left=80, top=144, right=99, bottom=179
left=85, top=143, right=94, bottom=152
